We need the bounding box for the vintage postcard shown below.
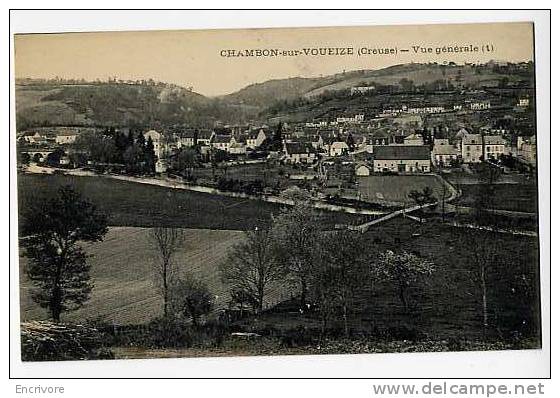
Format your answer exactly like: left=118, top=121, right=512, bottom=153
left=14, top=22, right=541, bottom=362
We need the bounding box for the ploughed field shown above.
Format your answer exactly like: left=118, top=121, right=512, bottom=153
left=19, top=227, right=295, bottom=325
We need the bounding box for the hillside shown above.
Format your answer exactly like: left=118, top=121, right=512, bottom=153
left=16, top=62, right=534, bottom=129
left=15, top=80, right=254, bottom=130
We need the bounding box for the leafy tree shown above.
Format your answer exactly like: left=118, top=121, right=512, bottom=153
left=123, top=143, right=146, bottom=174
left=375, top=250, right=435, bottom=312
left=20, top=186, right=107, bottom=322
left=170, top=275, right=214, bottom=327
left=73, top=131, right=116, bottom=165
left=150, top=227, right=184, bottom=317
left=473, top=163, right=502, bottom=223
left=174, top=148, right=198, bottom=180
left=18, top=151, right=31, bottom=165
left=45, top=148, right=65, bottom=166
left=144, top=136, right=157, bottom=173
left=221, top=226, right=285, bottom=313
left=408, top=186, right=437, bottom=218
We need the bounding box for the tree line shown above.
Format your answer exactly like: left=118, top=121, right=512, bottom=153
left=73, top=128, right=157, bottom=174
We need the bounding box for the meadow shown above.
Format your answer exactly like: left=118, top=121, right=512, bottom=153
left=17, top=173, right=367, bottom=230
left=455, top=183, right=538, bottom=213
left=357, top=175, right=450, bottom=205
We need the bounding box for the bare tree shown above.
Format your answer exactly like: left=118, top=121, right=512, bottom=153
left=271, top=205, right=322, bottom=307
left=221, top=226, right=286, bottom=313
left=150, top=227, right=184, bottom=317
left=310, top=230, right=370, bottom=338
left=466, top=234, right=502, bottom=336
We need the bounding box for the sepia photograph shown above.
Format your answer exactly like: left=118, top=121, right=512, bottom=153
left=13, top=20, right=544, bottom=366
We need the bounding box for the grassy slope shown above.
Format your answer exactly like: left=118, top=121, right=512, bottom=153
left=455, top=183, right=538, bottom=213
left=17, top=173, right=367, bottom=230
left=17, top=173, right=541, bottom=341
left=245, top=217, right=541, bottom=342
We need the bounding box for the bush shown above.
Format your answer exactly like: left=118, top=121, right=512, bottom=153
left=280, top=326, right=317, bottom=348
left=147, top=316, right=193, bottom=348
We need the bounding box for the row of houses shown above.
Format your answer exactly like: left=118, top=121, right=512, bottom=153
left=143, top=127, right=269, bottom=159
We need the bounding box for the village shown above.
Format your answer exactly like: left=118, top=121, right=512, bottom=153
left=16, top=90, right=537, bottom=219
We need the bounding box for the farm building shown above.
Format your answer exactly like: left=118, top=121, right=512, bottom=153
left=373, top=145, right=431, bottom=173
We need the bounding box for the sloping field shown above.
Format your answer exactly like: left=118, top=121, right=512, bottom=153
left=358, top=175, right=449, bottom=205
left=19, top=227, right=294, bottom=325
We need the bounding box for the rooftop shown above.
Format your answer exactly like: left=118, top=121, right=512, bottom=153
left=374, top=145, right=431, bottom=160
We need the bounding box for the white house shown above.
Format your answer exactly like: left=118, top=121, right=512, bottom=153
left=432, top=144, right=460, bottom=167
left=461, top=134, right=506, bottom=163
left=516, top=135, right=537, bottom=165
left=373, top=145, right=431, bottom=173
left=228, top=142, right=247, bottom=155
left=55, top=131, right=78, bottom=145
left=177, top=129, right=197, bottom=148
left=212, top=135, right=235, bottom=152
left=197, top=130, right=214, bottom=146
left=21, top=131, right=47, bottom=145
left=246, top=129, right=267, bottom=149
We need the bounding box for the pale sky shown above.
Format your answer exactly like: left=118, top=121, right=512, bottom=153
left=14, top=22, right=534, bottom=97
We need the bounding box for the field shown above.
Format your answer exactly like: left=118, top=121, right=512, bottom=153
left=19, top=227, right=295, bottom=325
left=455, top=183, right=538, bottom=213
left=17, top=173, right=367, bottom=230
left=357, top=175, right=450, bottom=205
left=17, top=173, right=541, bottom=345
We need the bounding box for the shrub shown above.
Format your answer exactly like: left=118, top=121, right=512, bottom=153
left=147, top=316, right=193, bottom=348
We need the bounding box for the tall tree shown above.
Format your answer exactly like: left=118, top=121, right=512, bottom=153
left=466, top=234, right=503, bottom=336
left=144, top=136, right=157, bottom=173
left=310, top=230, right=370, bottom=338
left=150, top=227, right=184, bottom=317
left=21, top=185, right=107, bottom=322
left=271, top=205, right=322, bottom=307
left=221, top=226, right=285, bottom=313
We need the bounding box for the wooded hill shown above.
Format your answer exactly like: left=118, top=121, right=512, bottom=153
left=16, top=62, right=534, bottom=129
